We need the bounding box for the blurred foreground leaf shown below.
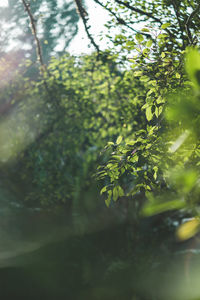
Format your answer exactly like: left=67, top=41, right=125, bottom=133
left=176, top=218, right=200, bottom=241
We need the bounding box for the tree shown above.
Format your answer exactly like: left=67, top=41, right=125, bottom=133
left=0, top=0, right=79, bottom=63
left=95, top=0, right=200, bottom=239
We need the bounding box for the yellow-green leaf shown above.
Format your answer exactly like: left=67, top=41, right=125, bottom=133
left=116, top=135, right=123, bottom=144
left=146, top=106, right=153, bottom=121
left=161, top=23, right=171, bottom=29
left=146, top=40, right=153, bottom=48
left=185, top=48, right=200, bottom=88
left=176, top=218, right=200, bottom=241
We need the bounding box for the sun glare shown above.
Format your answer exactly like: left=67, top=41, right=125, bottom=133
left=0, top=0, right=8, bottom=7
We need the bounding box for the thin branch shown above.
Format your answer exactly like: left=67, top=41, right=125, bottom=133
left=74, top=0, right=100, bottom=52
left=21, top=0, right=46, bottom=72
left=185, top=3, right=200, bottom=45
left=171, top=0, right=186, bottom=48
left=21, top=0, right=63, bottom=108
left=114, top=0, right=162, bottom=24
left=92, top=0, right=151, bottom=37
left=113, top=0, right=176, bottom=44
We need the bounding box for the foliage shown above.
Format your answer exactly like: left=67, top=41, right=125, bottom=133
left=95, top=0, right=200, bottom=235
left=0, top=52, right=147, bottom=208
left=1, top=0, right=200, bottom=233
left=1, top=2, right=200, bottom=299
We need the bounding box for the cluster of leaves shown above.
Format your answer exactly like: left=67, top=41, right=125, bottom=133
left=97, top=22, right=185, bottom=205
left=97, top=16, right=200, bottom=240
left=0, top=52, right=149, bottom=208
left=1, top=0, right=200, bottom=230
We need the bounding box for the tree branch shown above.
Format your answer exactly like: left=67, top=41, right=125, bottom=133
left=21, top=0, right=46, bottom=71
left=114, top=0, right=162, bottom=24
left=21, top=0, right=63, bottom=108
left=185, top=3, right=200, bottom=45
left=74, top=0, right=100, bottom=52
left=92, top=0, right=151, bottom=37
left=171, top=0, right=186, bottom=48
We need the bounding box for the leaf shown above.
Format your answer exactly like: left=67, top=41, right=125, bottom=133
left=135, top=33, right=144, bottom=43
left=161, top=23, right=171, bottom=29
left=142, top=199, right=185, bottom=216
left=153, top=166, right=158, bottom=180
left=142, top=48, right=150, bottom=56
left=118, top=186, right=124, bottom=197
left=161, top=52, right=165, bottom=58
left=141, top=28, right=150, bottom=32
left=100, top=186, right=107, bottom=195
left=140, top=75, right=149, bottom=82
left=157, top=33, right=168, bottom=39
left=141, top=103, right=149, bottom=110
left=146, top=40, right=153, bottom=47
left=113, top=186, right=118, bottom=201
left=116, top=135, right=123, bottom=144
left=155, top=106, right=159, bottom=118
left=105, top=190, right=112, bottom=207
left=176, top=218, right=200, bottom=241
left=105, top=199, right=110, bottom=207
left=175, top=72, right=181, bottom=79
left=185, top=48, right=200, bottom=88
left=146, top=106, right=153, bottom=121
left=134, top=71, right=143, bottom=77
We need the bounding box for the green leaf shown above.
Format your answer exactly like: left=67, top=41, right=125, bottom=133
left=135, top=33, right=144, bottom=43
left=142, top=199, right=185, bottom=216
left=113, top=186, right=119, bottom=201
left=118, top=186, right=124, bottom=197
left=153, top=166, right=158, bottom=180
left=140, top=75, right=149, bottom=82
left=134, top=71, right=143, bottom=77
left=175, top=72, right=181, bottom=79
left=116, top=135, right=123, bottom=144
left=100, top=186, right=107, bottom=195
left=142, top=48, right=150, bottom=56
left=161, top=22, right=171, bottom=29
left=185, top=48, right=200, bottom=88
left=157, top=33, right=168, bottom=39
left=146, top=40, right=153, bottom=47
left=105, top=190, right=112, bottom=207
left=176, top=218, right=200, bottom=241
left=161, top=52, right=165, bottom=58
left=141, top=28, right=150, bottom=32
left=146, top=106, right=153, bottom=121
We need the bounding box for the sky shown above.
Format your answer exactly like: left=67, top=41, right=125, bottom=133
left=0, top=0, right=8, bottom=7
left=64, top=0, right=111, bottom=55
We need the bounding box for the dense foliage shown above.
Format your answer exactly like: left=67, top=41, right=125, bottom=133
left=0, top=0, right=200, bottom=225
left=1, top=1, right=200, bottom=299
left=93, top=1, right=200, bottom=235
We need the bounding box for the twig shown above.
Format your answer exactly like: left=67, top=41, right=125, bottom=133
left=185, top=3, right=200, bottom=45
left=114, top=0, right=162, bottom=24
left=21, top=0, right=46, bottom=72
left=74, top=0, right=100, bottom=52
left=92, top=0, right=150, bottom=37
left=171, top=0, right=186, bottom=48
left=113, top=0, right=176, bottom=43
left=20, top=0, right=61, bottom=108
